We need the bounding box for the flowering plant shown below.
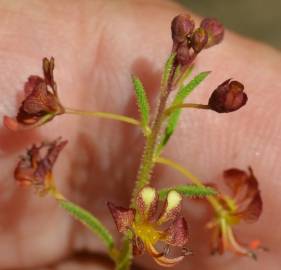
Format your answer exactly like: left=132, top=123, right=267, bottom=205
left=3, top=14, right=265, bottom=269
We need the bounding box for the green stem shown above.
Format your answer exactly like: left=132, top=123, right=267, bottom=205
left=165, top=103, right=210, bottom=116
left=65, top=108, right=140, bottom=126
left=155, top=156, right=222, bottom=212
left=130, top=63, right=177, bottom=204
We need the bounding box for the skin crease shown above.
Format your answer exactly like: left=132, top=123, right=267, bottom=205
left=0, top=0, right=281, bottom=269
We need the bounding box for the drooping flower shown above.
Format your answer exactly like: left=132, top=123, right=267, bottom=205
left=206, top=167, right=263, bottom=259
left=14, top=137, right=67, bottom=196
left=3, top=57, right=65, bottom=131
left=108, top=187, right=190, bottom=267
left=208, top=79, right=248, bottom=113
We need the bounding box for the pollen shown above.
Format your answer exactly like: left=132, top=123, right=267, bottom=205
left=133, top=222, right=160, bottom=245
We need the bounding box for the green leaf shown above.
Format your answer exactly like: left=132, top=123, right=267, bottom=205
left=173, top=71, right=210, bottom=105
left=158, top=184, right=217, bottom=200
left=161, top=53, right=176, bottom=91
left=176, top=64, right=194, bottom=88
left=132, top=76, right=150, bottom=128
left=59, top=200, right=114, bottom=250
left=160, top=71, right=210, bottom=148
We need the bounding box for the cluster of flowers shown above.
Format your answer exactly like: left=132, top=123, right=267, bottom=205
left=171, top=14, right=224, bottom=65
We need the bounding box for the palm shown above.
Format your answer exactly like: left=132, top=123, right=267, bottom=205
left=0, top=1, right=280, bottom=269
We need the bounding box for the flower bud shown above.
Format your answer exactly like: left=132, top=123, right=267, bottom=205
left=176, top=43, right=191, bottom=66
left=191, top=27, right=208, bottom=53
left=200, top=18, right=224, bottom=48
left=171, top=14, right=195, bottom=44
left=208, top=79, right=248, bottom=113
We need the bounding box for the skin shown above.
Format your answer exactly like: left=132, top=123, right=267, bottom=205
left=0, top=0, right=280, bottom=269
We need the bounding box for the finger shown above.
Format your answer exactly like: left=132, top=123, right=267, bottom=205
left=1, top=0, right=281, bottom=269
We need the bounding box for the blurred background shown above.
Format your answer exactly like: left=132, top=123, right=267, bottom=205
left=178, top=0, right=281, bottom=50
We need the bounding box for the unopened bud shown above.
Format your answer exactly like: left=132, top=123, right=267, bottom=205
left=176, top=43, right=191, bottom=66
left=200, top=18, right=224, bottom=48
left=208, top=79, right=248, bottom=113
left=171, top=14, right=195, bottom=44
left=191, top=27, right=208, bottom=53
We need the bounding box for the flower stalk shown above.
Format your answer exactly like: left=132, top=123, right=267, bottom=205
left=65, top=108, right=140, bottom=126
left=156, top=156, right=222, bottom=212
left=165, top=103, right=210, bottom=116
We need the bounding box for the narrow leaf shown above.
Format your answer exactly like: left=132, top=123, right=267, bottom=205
left=173, top=71, right=211, bottom=105
left=161, top=53, right=176, bottom=91
left=132, top=76, right=150, bottom=128
left=59, top=200, right=114, bottom=250
left=158, top=184, right=217, bottom=200
left=176, top=64, right=194, bottom=88
left=160, top=71, right=210, bottom=148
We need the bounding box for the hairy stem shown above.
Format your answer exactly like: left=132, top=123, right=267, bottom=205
left=131, top=63, right=177, bottom=204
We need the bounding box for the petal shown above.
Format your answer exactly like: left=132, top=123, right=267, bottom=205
left=132, top=235, right=145, bottom=256
left=243, top=167, right=259, bottom=200
left=107, top=202, right=135, bottom=233
left=158, top=190, right=182, bottom=224
left=24, top=75, right=44, bottom=96
left=223, top=168, right=248, bottom=197
left=136, top=186, right=158, bottom=221
left=4, top=113, right=56, bottom=131
left=200, top=17, right=224, bottom=48
left=14, top=138, right=67, bottom=190
left=14, top=165, right=35, bottom=187
left=22, top=82, right=63, bottom=115
left=165, top=216, right=189, bottom=247
left=236, top=192, right=262, bottom=223
left=43, top=57, right=55, bottom=86
left=208, top=79, right=247, bottom=113
left=153, top=254, right=185, bottom=268
left=3, top=116, right=26, bottom=131
left=22, top=82, right=52, bottom=113
left=209, top=224, right=224, bottom=255
left=34, top=139, right=68, bottom=183
left=146, top=243, right=185, bottom=267
left=226, top=225, right=256, bottom=258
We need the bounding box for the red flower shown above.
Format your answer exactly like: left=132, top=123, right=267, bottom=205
left=108, top=187, right=190, bottom=267
left=15, top=137, right=67, bottom=195
left=207, top=168, right=263, bottom=259
left=3, top=57, right=65, bottom=131
left=208, top=79, right=248, bottom=113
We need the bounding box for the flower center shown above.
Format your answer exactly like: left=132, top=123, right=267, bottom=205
left=133, top=222, right=161, bottom=245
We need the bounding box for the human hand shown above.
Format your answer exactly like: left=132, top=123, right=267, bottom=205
left=0, top=1, right=280, bottom=269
